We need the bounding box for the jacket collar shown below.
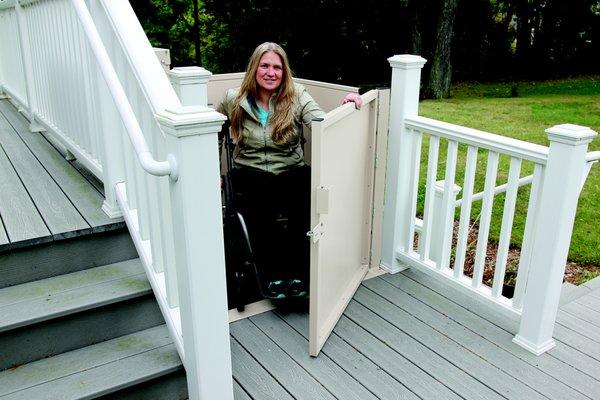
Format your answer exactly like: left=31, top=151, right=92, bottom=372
left=240, top=91, right=279, bottom=122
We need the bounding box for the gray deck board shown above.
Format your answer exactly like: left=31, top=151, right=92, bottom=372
left=1, top=343, right=180, bottom=400
left=345, top=298, right=528, bottom=400
left=561, top=300, right=600, bottom=328
left=333, top=314, right=462, bottom=400
left=0, top=325, right=172, bottom=396
left=393, top=270, right=600, bottom=394
left=0, top=258, right=142, bottom=308
left=232, top=271, right=600, bottom=400
left=365, top=277, right=591, bottom=400
left=574, top=291, right=600, bottom=312
left=230, top=337, right=295, bottom=400
left=557, top=309, right=600, bottom=342
left=278, top=311, right=421, bottom=400
left=0, top=272, right=150, bottom=333
left=0, top=140, right=51, bottom=243
left=249, top=311, right=378, bottom=400
left=552, top=322, right=600, bottom=363
left=233, top=380, right=255, bottom=400
left=0, top=108, right=89, bottom=239
left=0, top=101, right=114, bottom=229
left=230, top=318, right=337, bottom=400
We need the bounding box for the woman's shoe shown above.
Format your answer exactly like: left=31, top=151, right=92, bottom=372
left=288, top=279, right=307, bottom=298
left=264, top=280, right=287, bottom=299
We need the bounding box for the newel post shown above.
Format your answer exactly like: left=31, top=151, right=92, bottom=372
left=381, top=55, right=427, bottom=273
left=514, top=124, right=597, bottom=355
left=169, top=67, right=212, bottom=107
left=429, top=181, right=461, bottom=266
left=156, top=106, right=233, bottom=400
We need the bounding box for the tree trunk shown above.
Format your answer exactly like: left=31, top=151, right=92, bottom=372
left=426, top=0, right=459, bottom=99
left=408, top=0, right=422, bottom=55
left=515, top=0, right=533, bottom=78
left=192, top=0, right=202, bottom=66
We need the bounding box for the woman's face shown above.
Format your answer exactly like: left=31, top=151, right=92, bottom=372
left=255, top=51, right=283, bottom=95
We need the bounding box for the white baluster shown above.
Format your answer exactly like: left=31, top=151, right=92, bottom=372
left=28, top=5, right=46, bottom=118
left=472, top=151, right=499, bottom=288
left=381, top=54, right=427, bottom=273
left=420, top=134, right=440, bottom=261
left=142, top=113, right=164, bottom=274
left=454, top=145, right=478, bottom=277
left=61, top=2, right=81, bottom=147
left=491, top=156, right=522, bottom=298
left=514, top=124, right=597, bottom=355
left=95, top=58, right=125, bottom=218
left=14, top=0, right=43, bottom=132
left=438, top=140, right=460, bottom=269
left=157, top=106, right=233, bottom=400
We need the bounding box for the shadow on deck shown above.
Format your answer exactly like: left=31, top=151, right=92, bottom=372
left=230, top=270, right=600, bottom=400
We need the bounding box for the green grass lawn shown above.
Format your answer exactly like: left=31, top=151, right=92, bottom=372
left=417, top=76, right=600, bottom=267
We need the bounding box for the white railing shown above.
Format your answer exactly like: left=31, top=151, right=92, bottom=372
left=0, top=1, right=233, bottom=399
left=381, top=55, right=598, bottom=355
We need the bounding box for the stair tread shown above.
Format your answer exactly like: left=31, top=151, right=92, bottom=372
left=0, top=325, right=180, bottom=399
left=0, top=259, right=150, bottom=332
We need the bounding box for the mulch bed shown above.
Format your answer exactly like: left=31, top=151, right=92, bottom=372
left=417, top=220, right=599, bottom=286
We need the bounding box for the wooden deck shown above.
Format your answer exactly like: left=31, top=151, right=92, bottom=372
left=0, top=99, right=120, bottom=251
left=230, top=270, right=600, bottom=400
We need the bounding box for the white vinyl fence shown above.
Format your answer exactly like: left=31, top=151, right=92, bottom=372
left=381, top=55, right=599, bottom=355
left=0, top=1, right=233, bottom=399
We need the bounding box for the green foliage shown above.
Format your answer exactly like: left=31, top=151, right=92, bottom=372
left=419, top=76, right=600, bottom=265
left=574, top=269, right=600, bottom=285
left=129, top=0, right=228, bottom=69
left=130, top=0, right=600, bottom=88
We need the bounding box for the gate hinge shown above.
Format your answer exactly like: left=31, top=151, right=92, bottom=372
left=307, top=222, right=324, bottom=243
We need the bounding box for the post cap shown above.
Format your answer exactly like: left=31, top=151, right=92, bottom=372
left=388, top=55, right=427, bottom=70
left=156, top=105, right=226, bottom=138
left=545, top=124, right=597, bottom=146
left=434, top=180, right=462, bottom=195
left=168, top=67, right=212, bottom=84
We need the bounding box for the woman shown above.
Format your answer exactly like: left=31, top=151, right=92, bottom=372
left=218, top=42, right=361, bottom=299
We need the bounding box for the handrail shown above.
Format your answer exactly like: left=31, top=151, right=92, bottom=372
left=98, top=0, right=180, bottom=115
left=587, top=151, right=600, bottom=163
left=405, top=115, right=550, bottom=164
left=70, top=0, right=177, bottom=179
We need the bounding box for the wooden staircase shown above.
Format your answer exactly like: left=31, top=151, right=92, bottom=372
left=0, top=100, right=187, bottom=399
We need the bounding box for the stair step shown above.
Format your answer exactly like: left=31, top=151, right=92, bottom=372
left=0, top=259, right=150, bottom=332
left=0, top=325, right=183, bottom=400
left=0, top=227, right=138, bottom=289
left=0, top=259, right=164, bottom=371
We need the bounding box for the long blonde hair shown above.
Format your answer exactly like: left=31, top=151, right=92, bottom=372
left=230, top=42, right=296, bottom=145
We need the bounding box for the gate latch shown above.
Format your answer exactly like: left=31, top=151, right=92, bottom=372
left=307, top=222, right=324, bottom=243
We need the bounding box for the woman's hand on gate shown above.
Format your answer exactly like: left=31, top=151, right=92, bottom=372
left=342, top=93, right=362, bottom=110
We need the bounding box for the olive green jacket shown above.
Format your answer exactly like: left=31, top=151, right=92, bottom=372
left=217, top=83, right=325, bottom=175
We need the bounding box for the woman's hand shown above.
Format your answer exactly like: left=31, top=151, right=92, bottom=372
left=342, top=93, right=362, bottom=110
